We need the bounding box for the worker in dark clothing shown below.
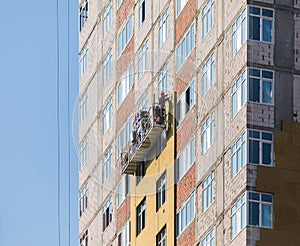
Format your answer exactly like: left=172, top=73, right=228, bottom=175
left=158, top=91, right=169, bottom=125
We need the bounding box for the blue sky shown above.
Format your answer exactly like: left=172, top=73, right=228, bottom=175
left=0, top=1, right=79, bottom=245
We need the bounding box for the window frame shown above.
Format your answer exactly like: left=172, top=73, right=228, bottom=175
left=202, top=52, right=215, bottom=97
left=79, top=0, right=88, bottom=32
left=156, top=225, right=167, bottom=246
left=79, top=43, right=88, bottom=78
left=103, top=0, right=112, bottom=36
left=231, top=131, right=247, bottom=178
left=202, top=0, right=215, bottom=39
left=232, top=9, right=247, bottom=57
left=138, top=41, right=149, bottom=80
left=79, top=89, right=88, bottom=125
left=79, top=183, right=88, bottom=216
left=102, top=98, right=113, bottom=134
left=79, top=136, right=88, bottom=170
left=202, top=112, right=214, bottom=155
left=158, top=9, right=168, bottom=48
left=138, top=0, right=148, bottom=27
left=202, top=171, right=215, bottom=212
left=118, top=66, right=133, bottom=107
left=248, top=5, right=274, bottom=43
left=156, top=172, right=167, bottom=211
left=103, top=49, right=113, bottom=85
left=231, top=69, right=247, bottom=118
left=103, top=196, right=113, bottom=231
left=118, top=174, right=131, bottom=207
left=118, top=220, right=131, bottom=246
left=118, top=15, right=133, bottom=57
left=202, top=228, right=214, bottom=246
left=137, top=198, right=146, bottom=235
left=176, top=0, right=188, bottom=16
left=103, top=146, right=113, bottom=181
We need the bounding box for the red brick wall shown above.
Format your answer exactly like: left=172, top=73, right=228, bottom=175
left=176, top=108, right=197, bottom=153
left=176, top=50, right=196, bottom=96
left=117, top=38, right=134, bottom=80
left=175, top=0, right=196, bottom=44
left=117, top=89, right=134, bottom=130
left=117, top=0, right=134, bottom=31
left=176, top=164, right=196, bottom=207
left=176, top=220, right=195, bottom=246
left=117, top=195, right=131, bottom=231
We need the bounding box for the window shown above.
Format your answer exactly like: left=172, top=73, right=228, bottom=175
left=202, top=53, right=215, bottom=96
left=176, top=81, right=195, bottom=124
left=158, top=64, right=169, bottom=96
left=118, top=15, right=133, bottom=56
left=249, top=68, right=274, bottom=104
left=102, top=98, right=112, bottom=134
left=176, top=24, right=195, bottom=71
left=232, top=69, right=247, bottom=117
left=202, top=228, right=214, bottom=246
left=156, top=225, right=167, bottom=246
left=176, top=194, right=195, bottom=236
left=248, top=191, right=273, bottom=228
left=138, top=0, right=148, bottom=27
left=118, top=221, right=131, bottom=246
left=103, top=49, right=112, bottom=85
left=103, top=196, right=113, bottom=231
left=202, top=113, right=214, bottom=155
left=158, top=10, right=168, bottom=48
left=80, top=230, right=88, bottom=246
left=138, top=41, right=149, bottom=79
left=137, top=198, right=146, bottom=235
left=136, top=161, right=146, bottom=185
left=156, top=172, right=166, bottom=210
left=79, top=0, right=88, bottom=31
left=202, top=0, right=214, bottom=38
left=118, top=175, right=130, bottom=206
left=138, top=93, right=149, bottom=111
left=79, top=89, right=88, bottom=124
left=202, top=172, right=214, bottom=212
left=79, top=43, right=88, bottom=78
left=103, top=146, right=112, bottom=181
left=118, top=117, right=133, bottom=155
left=79, top=183, right=88, bottom=216
left=118, top=0, right=123, bottom=7
left=103, top=0, right=112, bottom=36
left=231, top=193, right=246, bottom=239
left=232, top=9, right=247, bottom=56
left=176, top=0, right=187, bottom=16
left=118, top=66, right=133, bottom=107
left=231, top=191, right=273, bottom=239
left=176, top=138, right=195, bottom=181
left=249, top=6, right=274, bottom=43
left=79, top=136, right=88, bottom=169
left=248, top=129, right=273, bottom=166
left=232, top=132, right=246, bottom=178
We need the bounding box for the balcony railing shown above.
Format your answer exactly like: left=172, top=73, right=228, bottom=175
left=121, top=105, right=166, bottom=174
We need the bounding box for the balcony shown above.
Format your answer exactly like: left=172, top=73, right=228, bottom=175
left=121, top=105, right=166, bottom=174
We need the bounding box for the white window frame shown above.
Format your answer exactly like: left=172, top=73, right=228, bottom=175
left=80, top=230, right=88, bottom=246
left=103, top=0, right=112, bottom=36
left=118, top=175, right=131, bottom=206
left=176, top=81, right=195, bottom=124
left=231, top=193, right=246, bottom=239
left=176, top=0, right=188, bottom=16
left=176, top=193, right=195, bottom=237
left=137, top=198, right=146, bottom=235
left=79, top=89, right=88, bottom=125
left=158, top=9, right=168, bottom=48
left=118, top=15, right=133, bottom=56
left=79, top=0, right=88, bottom=31
left=202, top=0, right=214, bottom=38
left=232, top=69, right=247, bottom=118
left=102, top=98, right=113, bottom=134
left=79, top=43, right=88, bottom=78
left=156, top=225, right=167, bottom=246
left=176, top=23, right=195, bottom=71
left=118, top=221, right=131, bottom=246
left=138, top=93, right=149, bottom=112
left=103, top=196, right=113, bottom=231
left=138, top=41, right=149, bottom=80
left=248, top=6, right=274, bottom=43
left=158, top=64, right=169, bottom=96
left=103, top=49, right=112, bottom=85
left=156, top=172, right=166, bottom=210
left=248, top=129, right=273, bottom=166
left=247, top=191, right=273, bottom=229
left=232, top=9, right=247, bottom=56
left=202, top=53, right=215, bottom=97
left=79, top=136, right=88, bottom=169
left=118, top=66, right=133, bottom=107
left=248, top=67, right=274, bottom=105
left=79, top=183, right=88, bottom=216
left=231, top=131, right=247, bottom=178
left=103, top=146, right=112, bottom=181
left=176, top=137, right=195, bottom=182
left=138, top=0, right=148, bottom=27
left=118, top=117, right=133, bottom=155
left=202, top=113, right=214, bottom=155
left=202, top=171, right=215, bottom=212
left=202, top=228, right=214, bottom=246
